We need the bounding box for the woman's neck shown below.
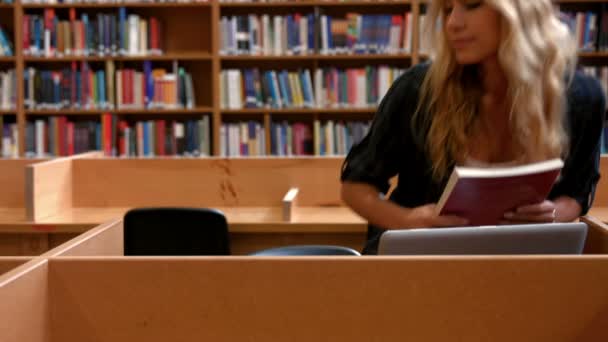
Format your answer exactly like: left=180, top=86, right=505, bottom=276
left=480, top=57, right=507, bottom=99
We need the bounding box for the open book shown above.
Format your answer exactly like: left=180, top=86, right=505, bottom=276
left=436, top=158, right=564, bottom=226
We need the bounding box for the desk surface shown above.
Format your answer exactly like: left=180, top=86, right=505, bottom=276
left=0, top=206, right=367, bottom=233
left=1, top=206, right=607, bottom=234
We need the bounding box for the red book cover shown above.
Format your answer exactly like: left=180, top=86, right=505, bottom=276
left=23, top=15, right=30, bottom=52
left=118, top=120, right=128, bottom=156
left=67, top=122, right=74, bottom=156
left=157, top=120, right=165, bottom=156
left=436, top=159, right=564, bottom=226
left=102, top=113, right=112, bottom=156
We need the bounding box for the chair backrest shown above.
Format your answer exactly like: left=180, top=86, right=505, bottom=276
left=123, top=207, right=230, bottom=256
left=250, top=245, right=361, bottom=256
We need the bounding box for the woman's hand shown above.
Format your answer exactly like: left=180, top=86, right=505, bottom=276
left=502, top=200, right=556, bottom=223
left=404, top=204, right=469, bottom=228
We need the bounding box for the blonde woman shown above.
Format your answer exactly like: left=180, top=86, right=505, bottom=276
left=341, top=0, right=606, bottom=254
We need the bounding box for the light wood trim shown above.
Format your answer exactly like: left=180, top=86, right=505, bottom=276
left=0, top=257, right=34, bottom=275
left=282, top=187, right=299, bottom=222
left=581, top=215, right=608, bottom=254
left=0, top=258, right=49, bottom=342
left=48, top=256, right=608, bottom=342
left=25, top=158, right=73, bottom=221
left=41, top=220, right=123, bottom=257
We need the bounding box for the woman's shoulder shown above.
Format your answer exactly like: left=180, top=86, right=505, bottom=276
left=566, top=70, right=606, bottom=120
left=390, top=61, right=431, bottom=93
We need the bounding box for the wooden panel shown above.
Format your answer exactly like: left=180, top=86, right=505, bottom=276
left=0, top=234, right=49, bottom=256
left=594, top=156, right=608, bottom=207
left=0, top=159, right=42, bottom=207
left=582, top=215, right=608, bottom=254
left=0, top=257, right=33, bottom=275
left=72, top=158, right=346, bottom=207
left=42, top=220, right=123, bottom=257
left=0, top=259, right=49, bottom=342
left=49, top=257, right=608, bottom=342
left=26, top=158, right=73, bottom=221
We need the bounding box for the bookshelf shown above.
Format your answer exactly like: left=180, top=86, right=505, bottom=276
left=1, top=0, right=607, bottom=158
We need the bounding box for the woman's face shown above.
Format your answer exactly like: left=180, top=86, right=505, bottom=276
left=443, top=0, right=502, bottom=65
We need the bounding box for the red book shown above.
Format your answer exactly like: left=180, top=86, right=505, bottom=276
left=67, top=122, right=74, bottom=156
left=436, top=159, right=564, bottom=226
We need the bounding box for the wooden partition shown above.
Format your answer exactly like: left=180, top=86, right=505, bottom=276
left=0, top=257, right=34, bottom=275
left=39, top=256, right=608, bottom=342
left=589, top=156, right=608, bottom=221
left=0, top=258, right=49, bottom=342
left=21, top=157, right=366, bottom=253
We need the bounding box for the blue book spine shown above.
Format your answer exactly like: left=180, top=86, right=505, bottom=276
left=144, top=60, right=153, bottom=108
left=81, top=14, right=89, bottom=56
left=98, top=70, right=106, bottom=107
left=143, top=122, right=149, bottom=156
left=307, top=14, right=315, bottom=54
left=119, top=8, right=126, bottom=54
left=326, top=16, right=333, bottom=54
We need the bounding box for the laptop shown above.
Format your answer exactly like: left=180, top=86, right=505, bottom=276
left=377, top=222, right=588, bottom=255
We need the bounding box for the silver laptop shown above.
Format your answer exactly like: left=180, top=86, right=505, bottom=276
left=378, top=222, right=588, bottom=255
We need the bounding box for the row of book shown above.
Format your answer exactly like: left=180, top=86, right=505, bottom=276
left=24, top=61, right=196, bottom=110
left=0, top=70, right=16, bottom=111
left=561, top=11, right=605, bottom=52
left=220, top=12, right=413, bottom=56
left=0, top=26, right=13, bottom=57
left=21, top=0, right=209, bottom=5
left=220, top=119, right=370, bottom=156
left=24, top=8, right=163, bottom=58
left=220, top=66, right=405, bottom=109
left=24, top=114, right=211, bottom=157
left=0, top=120, right=18, bottom=158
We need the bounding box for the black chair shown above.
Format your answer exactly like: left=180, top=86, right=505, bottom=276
left=250, top=245, right=361, bottom=256
left=123, top=207, right=230, bottom=256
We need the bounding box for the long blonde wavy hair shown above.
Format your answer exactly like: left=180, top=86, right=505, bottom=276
left=417, top=0, right=577, bottom=181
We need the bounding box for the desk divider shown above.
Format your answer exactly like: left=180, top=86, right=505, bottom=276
left=40, top=219, right=123, bottom=257
left=43, top=256, right=608, bottom=342
left=596, top=157, right=608, bottom=207
left=0, top=257, right=34, bottom=275
left=25, top=152, right=104, bottom=222
left=581, top=216, right=608, bottom=254
left=71, top=157, right=343, bottom=207
left=0, top=159, right=46, bottom=208
left=0, top=258, right=49, bottom=342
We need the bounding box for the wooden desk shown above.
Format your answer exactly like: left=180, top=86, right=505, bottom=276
left=1, top=206, right=366, bottom=255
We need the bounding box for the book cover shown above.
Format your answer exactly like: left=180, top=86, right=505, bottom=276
left=436, top=158, right=564, bottom=226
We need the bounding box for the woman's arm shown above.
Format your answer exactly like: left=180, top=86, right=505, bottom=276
left=341, top=181, right=469, bottom=229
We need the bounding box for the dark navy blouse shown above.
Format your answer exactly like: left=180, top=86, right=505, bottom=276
left=341, top=62, right=606, bottom=254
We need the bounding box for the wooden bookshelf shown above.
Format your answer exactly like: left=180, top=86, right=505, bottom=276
left=2, top=0, right=607, bottom=158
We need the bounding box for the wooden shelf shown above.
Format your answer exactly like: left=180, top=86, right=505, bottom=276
left=26, top=107, right=214, bottom=115
left=579, top=52, right=608, bottom=58
left=0, top=3, right=13, bottom=8
left=24, top=53, right=213, bottom=62
left=0, top=57, right=15, bottom=63
left=219, top=0, right=411, bottom=7
left=22, top=2, right=212, bottom=9
left=0, top=110, right=16, bottom=115
left=222, top=108, right=376, bottom=114
left=221, top=53, right=412, bottom=61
